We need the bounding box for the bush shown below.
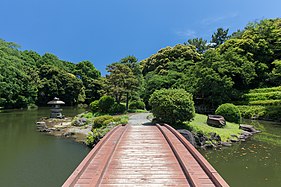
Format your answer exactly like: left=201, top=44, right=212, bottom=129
left=237, top=105, right=281, bottom=121
left=129, top=100, right=145, bottom=110
left=89, top=100, right=99, bottom=113
left=93, top=115, right=113, bottom=128
left=149, top=89, right=195, bottom=124
left=98, top=96, right=114, bottom=113
left=110, top=103, right=126, bottom=114
left=215, top=103, right=241, bottom=123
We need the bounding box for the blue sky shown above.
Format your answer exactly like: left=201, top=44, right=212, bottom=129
left=0, top=0, right=280, bottom=75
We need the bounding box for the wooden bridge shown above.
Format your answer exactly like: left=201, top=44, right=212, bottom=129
left=63, top=124, right=229, bottom=187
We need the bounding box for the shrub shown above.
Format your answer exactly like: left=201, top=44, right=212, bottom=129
left=215, top=103, right=241, bottom=123
left=110, top=103, right=126, bottom=114
left=249, top=99, right=281, bottom=106
left=98, top=96, right=114, bottom=113
left=149, top=89, right=195, bottom=124
left=93, top=115, right=113, bottom=128
left=129, top=100, right=145, bottom=110
left=89, top=100, right=99, bottom=113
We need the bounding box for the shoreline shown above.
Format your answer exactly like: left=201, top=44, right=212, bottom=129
left=36, top=112, right=261, bottom=150
left=36, top=117, right=92, bottom=144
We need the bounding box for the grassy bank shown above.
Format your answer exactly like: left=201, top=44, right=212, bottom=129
left=184, top=114, right=243, bottom=142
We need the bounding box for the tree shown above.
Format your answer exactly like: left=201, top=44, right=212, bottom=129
left=105, top=63, right=138, bottom=110
left=185, top=38, right=208, bottom=53
left=211, top=28, right=229, bottom=47
left=75, top=61, right=101, bottom=103
left=141, top=44, right=202, bottom=75
left=37, top=65, right=83, bottom=105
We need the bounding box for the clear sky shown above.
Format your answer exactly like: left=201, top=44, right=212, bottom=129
left=0, top=0, right=280, bottom=75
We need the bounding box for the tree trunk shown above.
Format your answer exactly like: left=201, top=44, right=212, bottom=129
left=126, top=92, right=129, bottom=110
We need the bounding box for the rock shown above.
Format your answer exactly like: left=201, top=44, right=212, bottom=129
left=36, top=121, right=46, bottom=125
left=73, top=118, right=87, bottom=126
left=241, top=131, right=253, bottom=136
left=209, top=132, right=221, bottom=142
left=221, top=142, right=232, bottom=147
left=231, top=134, right=238, bottom=138
left=202, top=143, right=214, bottom=149
left=63, top=132, right=75, bottom=137
left=239, top=124, right=260, bottom=133
left=207, top=115, right=226, bottom=128
left=230, top=138, right=239, bottom=143
left=39, top=128, right=51, bottom=133
left=178, top=129, right=196, bottom=146
left=194, top=132, right=208, bottom=147
left=238, top=135, right=246, bottom=139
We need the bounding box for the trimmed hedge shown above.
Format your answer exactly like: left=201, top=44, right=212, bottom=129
left=244, top=92, right=281, bottom=101
left=238, top=105, right=281, bottom=121
left=129, top=100, right=145, bottom=110
left=89, top=100, right=99, bottom=113
left=110, top=103, right=126, bottom=114
left=249, top=99, right=281, bottom=106
left=149, top=89, right=195, bottom=124
left=98, top=96, right=114, bottom=113
left=249, top=86, right=281, bottom=93
left=93, top=115, right=113, bottom=128
left=215, top=103, right=241, bottom=124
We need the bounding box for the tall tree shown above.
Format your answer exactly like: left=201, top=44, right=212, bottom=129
left=185, top=38, right=208, bottom=53
left=75, top=61, right=101, bottom=103
left=211, top=28, right=229, bottom=47
left=105, top=63, right=138, bottom=110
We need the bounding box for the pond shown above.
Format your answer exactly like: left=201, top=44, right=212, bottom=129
left=200, top=119, right=281, bottom=187
left=1, top=108, right=281, bottom=186
left=0, top=107, right=90, bottom=187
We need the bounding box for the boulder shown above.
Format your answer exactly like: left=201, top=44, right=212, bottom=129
left=73, top=118, right=87, bottom=126
left=239, top=124, right=260, bottom=133
left=177, top=129, right=196, bottom=146
left=207, top=115, right=226, bottom=128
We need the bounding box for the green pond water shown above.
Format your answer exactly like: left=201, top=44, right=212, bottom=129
left=200, top=119, right=281, bottom=187
left=1, top=108, right=281, bottom=187
left=0, top=107, right=90, bottom=187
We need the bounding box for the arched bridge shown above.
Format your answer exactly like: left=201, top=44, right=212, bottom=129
left=63, top=124, right=229, bottom=186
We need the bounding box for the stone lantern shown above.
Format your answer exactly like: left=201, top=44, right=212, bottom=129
left=47, top=97, right=65, bottom=118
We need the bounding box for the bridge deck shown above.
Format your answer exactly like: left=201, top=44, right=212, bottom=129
left=63, top=124, right=229, bottom=187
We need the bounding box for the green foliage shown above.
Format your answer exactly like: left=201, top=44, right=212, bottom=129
left=129, top=100, right=145, bottom=110
left=185, top=38, right=208, bottom=53
left=98, top=96, right=114, bottom=113
left=141, top=44, right=202, bottom=75
left=81, top=112, right=93, bottom=119
left=238, top=105, right=281, bottom=121
left=149, top=89, right=195, bottom=124
left=105, top=63, right=139, bottom=109
left=110, top=103, right=126, bottom=114
left=211, top=28, right=230, bottom=47
left=93, top=115, right=113, bottom=128
left=249, top=86, right=281, bottom=93
left=75, top=61, right=101, bottom=104
left=249, top=100, right=281, bottom=106
left=37, top=65, right=83, bottom=105
left=215, top=103, right=241, bottom=123
left=244, top=91, right=281, bottom=101
left=86, top=128, right=109, bottom=147
left=0, top=38, right=101, bottom=109
left=90, top=100, right=99, bottom=113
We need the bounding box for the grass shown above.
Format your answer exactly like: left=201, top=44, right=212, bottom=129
left=185, top=114, right=243, bottom=142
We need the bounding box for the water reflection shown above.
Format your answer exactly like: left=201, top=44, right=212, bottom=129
left=0, top=107, right=90, bottom=187
left=201, top=119, right=281, bottom=186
